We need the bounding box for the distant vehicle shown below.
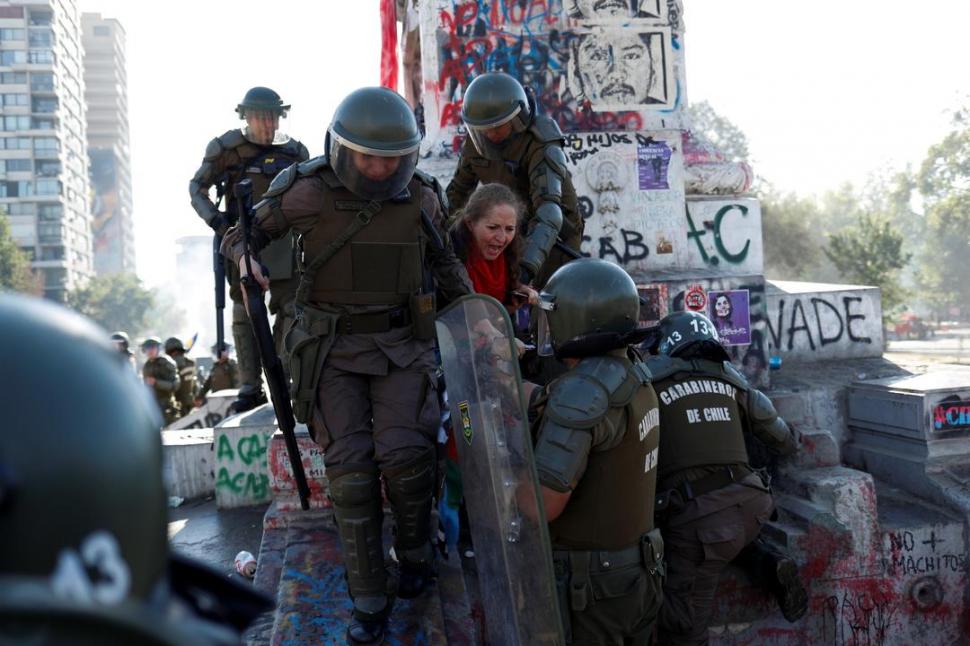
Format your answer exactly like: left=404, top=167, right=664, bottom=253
left=894, top=312, right=933, bottom=340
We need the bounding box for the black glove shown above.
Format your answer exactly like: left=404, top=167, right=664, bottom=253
left=518, top=265, right=534, bottom=287
left=210, top=215, right=230, bottom=237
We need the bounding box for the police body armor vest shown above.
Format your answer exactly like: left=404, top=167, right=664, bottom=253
left=549, top=357, right=659, bottom=551
left=469, top=133, right=531, bottom=203
left=651, top=358, right=750, bottom=480
left=173, top=355, right=196, bottom=404
left=143, top=356, right=177, bottom=403
left=225, top=133, right=305, bottom=280
left=301, top=171, right=424, bottom=307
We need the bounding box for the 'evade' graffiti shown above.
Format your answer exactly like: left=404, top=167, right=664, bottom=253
left=766, top=285, right=884, bottom=362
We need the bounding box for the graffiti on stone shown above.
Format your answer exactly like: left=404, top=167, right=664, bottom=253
left=766, top=289, right=883, bottom=361
left=565, top=130, right=685, bottom=273
left=566, top=0, right=666, bottom=23
left=567, top=27, right=673, bottom=112
left=932, top=396, right=970, bottom=432
left=214, top=429, right=271, bottom=504
left=419, top=0, right=686, bottom=154
left=684, top=198, right=763, bottom=275
left=818, top=590, right=898, bottom=646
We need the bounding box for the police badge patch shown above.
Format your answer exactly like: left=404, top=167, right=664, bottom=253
left=458, top=400, right=474, bottom=445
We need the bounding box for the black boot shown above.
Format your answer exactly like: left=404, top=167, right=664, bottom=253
left=346, top=596, right=391, bottom=645
left=770, top=554, right=808, bottom=622
left=229, top=389, right=266, bottom=414
left=737, top=538, right=808, bottom=622
left=398, top=554, right=436, bottom=599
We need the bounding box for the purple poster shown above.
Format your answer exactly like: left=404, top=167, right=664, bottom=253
left=637, top=140, right=671, bottom=190
left=709, top=289, right=751, bottom=346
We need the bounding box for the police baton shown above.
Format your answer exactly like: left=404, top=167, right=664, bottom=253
left=235, top=179, right=311, bottom=510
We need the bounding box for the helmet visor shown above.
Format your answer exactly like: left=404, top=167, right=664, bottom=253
left=536, top=293, right=556, bottom=357
left=330, top=135, right=418, bottom=201
left=466, top=107, right=528, bottom=161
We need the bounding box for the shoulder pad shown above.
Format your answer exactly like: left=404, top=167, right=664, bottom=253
left=545, top=371, right=611, bottom=429
left=297, top=155, right=329, bottom=175
left=528, top=115, right=564, bottom=143
left=414, top=168, right=449, bottom=212
left=719, top=361, right=751, bottom=391
left=543, top=145, right=568, bottom=173
left=645, top=355, right=692, bottom=382
left=573, top=355, right=639, bottom=408
left=203, top=137, right=224, bottom=161
left=217, top=129, right=246, bottom=150
left=263, top=162, right=300, bottom=198
left=281, top=138, right=310, bottom=161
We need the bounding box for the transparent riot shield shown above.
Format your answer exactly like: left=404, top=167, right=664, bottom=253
left=435, top=294, right=565, bottom=646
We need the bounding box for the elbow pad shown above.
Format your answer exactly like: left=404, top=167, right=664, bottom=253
left=749, top=389, right=796, bottom=456
left=521, top=202, right=563, bottom=277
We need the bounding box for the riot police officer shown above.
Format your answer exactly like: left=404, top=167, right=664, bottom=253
left=221, top=86, right=472, bottom=645
left=189, top=86, right=310, bottom=413
left=197, top=341, right=239, bottom=404
left=140, top=336, right=180, bottom=426
left=0, top=293, right=272, bottom=644
left=447, top=72, right=584, bottom=287
left=530, top=259, right=664, bottom=644
left=164, top=336, right=198, bottom=419
left=110, top=330, right=137, bottom=373
left=645, top=311, right=799, bottom=645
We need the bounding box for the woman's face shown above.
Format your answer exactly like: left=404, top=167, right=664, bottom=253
left=715, top=295, right=732, bottom=319
left=468, top=203, right=518, bottom=261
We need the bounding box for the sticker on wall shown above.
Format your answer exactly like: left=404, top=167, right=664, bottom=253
left=708, top=289, right=752, bottom=346
left=655, top=234, right=674, bottom=254
left=637, top=283, right=668, bottom=326
left=637, top=138, right=672, bottom=190
left=684, top=284, right=707, bottom=312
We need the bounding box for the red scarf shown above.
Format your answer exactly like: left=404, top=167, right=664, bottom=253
left=465, top=243, right=508, bottom=303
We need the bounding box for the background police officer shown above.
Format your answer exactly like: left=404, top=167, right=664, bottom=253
left=140, top=336, right=180, bottom=426
left=222, top=87, right=472, bottom=644
left=530, top=259, right=664, bottom=645
left=0, top=294, right=272, bottom=644
left=164, top=336, right=198, bottom=419
left=189, top=86, right=309, bottom=413
left=645, top=310, right=799, bottom=645
left=110, top=330, right=137, bottom=374
left=447, top=72, right=584, bottom=288
left=196, top=341, right=239, bottom=405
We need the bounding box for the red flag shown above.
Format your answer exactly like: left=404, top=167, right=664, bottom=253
left=380, top=0, right=398, bottom=91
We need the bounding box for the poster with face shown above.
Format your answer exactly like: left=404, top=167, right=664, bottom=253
left=569, top=27, right=674, bottom=112
left=567, top=0, right=666, bottom=23
left=709, top=289, right=752, bottom=346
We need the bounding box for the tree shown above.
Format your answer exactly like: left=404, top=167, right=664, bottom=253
left=759, top=188, right=828, bottom=281
left=0, top=211, right=39, bottom=293
left=913, top=105, right=970, bottom=317
left=686, top=100, right=750, bottom=162
left=66, top=273, right=155, bottom=336
left=823, top=213, right=910, bottom=317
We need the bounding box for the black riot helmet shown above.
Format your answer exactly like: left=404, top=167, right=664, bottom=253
left=0, top=294, right=272, bottom=644
left=537, top=259, right=639, bottom=359
left=0, top=295, right=168, bottom=618
left=164, top=336, right=185, bottom=354
left=110, top=330, right=130, bottom=352
left=654, top=310, right=731, bottom=362
left=235, top=86, right=290, bottom=118
left=461, top=72, right=532, bottom=161
left=327, top=86, right=421, bottom=201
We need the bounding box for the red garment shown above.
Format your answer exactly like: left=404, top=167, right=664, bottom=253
left=465, top=243, right=508, bottom=303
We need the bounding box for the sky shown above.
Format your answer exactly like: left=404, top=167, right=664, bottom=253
left=76, top=0, right=970, bottom=291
